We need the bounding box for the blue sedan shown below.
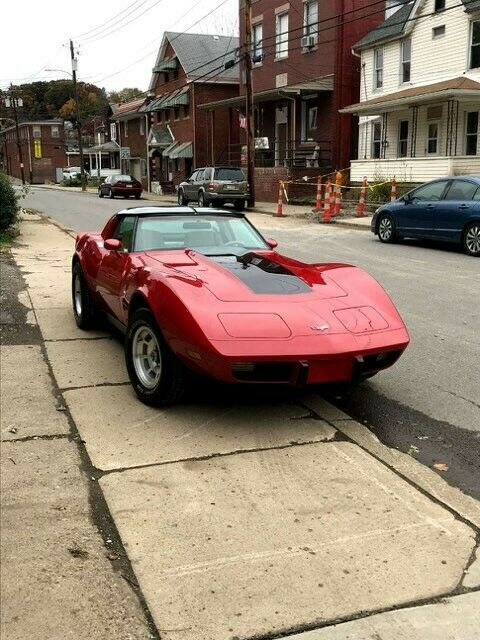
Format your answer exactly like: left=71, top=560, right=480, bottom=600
left=371, top=176, right=480, bottom=257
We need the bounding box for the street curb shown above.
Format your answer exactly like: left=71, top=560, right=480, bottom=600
left=334, top=219, right=372, bottom=231
left=302, top=395, right=480, bottom=531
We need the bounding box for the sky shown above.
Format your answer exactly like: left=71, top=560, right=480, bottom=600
left=0, top=0, right=238, bottom=93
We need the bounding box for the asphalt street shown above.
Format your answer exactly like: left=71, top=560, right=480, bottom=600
left=22, top=186, right=480, bottom=498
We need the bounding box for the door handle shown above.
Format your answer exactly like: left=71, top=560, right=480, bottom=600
left=459, top=204, right=469, bottom=209
left=426, top=204, right=435, bottom=209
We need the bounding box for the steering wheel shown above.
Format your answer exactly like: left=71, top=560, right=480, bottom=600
left=224, top=241, right=245, bottom=247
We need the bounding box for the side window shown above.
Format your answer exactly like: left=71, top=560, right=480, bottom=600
left=112, top=216, right=136, bottom=251
left=196, top=170, right=205, bottom=181
left=189, top=171, right=198, bottom=182
left=411, top=180, right=448, bottom=201
left=444, top=180, right=479, bottom=201
left=204, top=168, right=212, bottom=180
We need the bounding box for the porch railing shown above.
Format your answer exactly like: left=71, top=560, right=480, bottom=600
left=216, top=139, right=332, bottom=169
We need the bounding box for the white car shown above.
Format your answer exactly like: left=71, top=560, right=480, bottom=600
left=63, top=167, right=89, bottom=180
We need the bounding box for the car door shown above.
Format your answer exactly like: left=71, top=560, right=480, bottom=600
left=194, top=169, right=205, bottom=199
left=434, top=179, right=480, bottom=242
left=184, top=171, right=197, bottom=199
left=397, top=179, right=449, bottom=239
left=96, top=215, right=136, bottom=322
left=101, top=176, right=111, bottom=195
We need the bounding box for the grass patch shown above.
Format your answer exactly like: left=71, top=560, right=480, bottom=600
left=0, top=227, right=18, bottom=247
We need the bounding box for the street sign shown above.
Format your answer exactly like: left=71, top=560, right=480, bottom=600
left=120, top=147, right=130, bottom=159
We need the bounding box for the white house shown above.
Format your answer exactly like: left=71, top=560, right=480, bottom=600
left=342, top=0, right=480, bottom=182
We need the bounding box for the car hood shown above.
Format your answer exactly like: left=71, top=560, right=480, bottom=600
left=144, top=249, right=349, bottom=302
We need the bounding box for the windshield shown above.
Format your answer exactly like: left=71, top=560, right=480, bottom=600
left=214, top=168, right=245, bottom=181
left=134, top=215, right=268, bottom=253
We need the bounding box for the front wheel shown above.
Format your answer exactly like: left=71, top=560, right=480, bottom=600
left=98, top=190, right=104, bottom=198
left=72, top=263, right=97, bottom=329
left=109, top=188, right=115, bottom=199
left=125, top=308, right=186, bottom=406
left=377, top=213, right=396, bottom=243
left=463, top=222, right=480, bottom=257
left=178, top=189, right=188, bottom=206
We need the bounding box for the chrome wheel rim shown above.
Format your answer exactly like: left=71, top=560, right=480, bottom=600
left=466, top=225, right=480, bottom=254
left=178, top=191, right=183, bottom=205
left=74, top=274, right=82, bottom=317
left=379, top=217, right=393, bottom=241
left=198, top=193, right=204, bottom=206
left=132, top=326, right=162, bottom=389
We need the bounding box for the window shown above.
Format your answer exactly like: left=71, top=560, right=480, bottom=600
left=432, top=25, right=445, bottom=38
left=174, top=107, right=180, bottom=120
left=112, top=216, right=135, bottom=251
left=252, top=23, right=263, bottom=63
left=214, top=167, right=245, bottom=181
left=124, top=120, right=128, bottom=137
left=203, top=168, right=213, bottom=180
left=444, top=180, right=479, bottom=201
left=411, top=180, right=448, bottom=201
left=275, top=12, right=289, bottom=59
left=32, top=125, right=41, bottom=139
left=374, top=48, right=383, bottom=89
left=303, top=1, right=318, bottom=37
left=139, top=118, right=144, bottom=136
left=301, top=101, right=318, bottom=141
left=372, top=121, right=382, bottom=158
left=400, top=38, right=411, bottom=83
left=183, top=104, right=190, bottom=118
left=470, top=21, right=480, bottom=68
left=427, top=122, right=439, bottom=154
left=465, top=111, right=479, bottom=155
left=434, top=0, right=445, bottom=11
left=398, top=120, right=409, bottom=157
left=51, top=125, right=60, bottom=138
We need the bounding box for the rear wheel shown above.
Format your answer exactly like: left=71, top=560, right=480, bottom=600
left=463, top=222, right=480, bottom=257
left=109, top=188, right=115, bottom=199
left=135, top=194, right=141, bottom=200
left=72, top=263, right=97, bottom=330
left=125, top=308, right=186, bottom=406
left=233, top=200, right=245, bottom=212
left=377, top=213, right=396, bottom=243
left=198, top=191, right=207, bottom=207
left=98, top=190, right=104, bottom=198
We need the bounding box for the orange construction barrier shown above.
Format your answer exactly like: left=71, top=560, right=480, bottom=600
left=390, top=176, right=398, bottom=201
left=315, top=176, right=323, bottom=211
left=276, top=181, right=284, bottom=217
left=333, top=170, right=343, bottom=216
left=356, top=176, right=368, bottom=217
left=321, top=179, right=332, bottom=223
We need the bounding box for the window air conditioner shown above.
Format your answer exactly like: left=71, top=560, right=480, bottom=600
left=301, top=35, right=316, bottom=49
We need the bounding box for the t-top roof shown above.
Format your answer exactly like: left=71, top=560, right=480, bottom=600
left=117, top=206, right=245, bottom=218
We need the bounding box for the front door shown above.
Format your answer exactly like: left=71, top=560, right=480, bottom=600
left=398, top=179, right=449, bottom=238
left=275, top=105, right=288, bottom=166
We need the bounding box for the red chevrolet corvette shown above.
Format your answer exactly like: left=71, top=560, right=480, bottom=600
left=72, top=206, right=409, bottom=405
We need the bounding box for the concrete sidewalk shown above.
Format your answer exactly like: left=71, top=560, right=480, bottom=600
left=3, top=213, right=480, bottom=640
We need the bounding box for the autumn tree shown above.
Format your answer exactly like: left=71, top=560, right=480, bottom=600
left=108, top=87, right=143, bottom=104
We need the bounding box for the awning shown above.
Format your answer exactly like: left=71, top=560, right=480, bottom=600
left=341, top=76, right=480, bottom=116
left=153, top=57, right=178, bottom=73
left=84, top=141, right=120, bottom=153
left=199, top=76, right=334, bottom=110
left=148, top=125, right=174, bottom=147
left=169, top=141, right=193, bottom=159
left=143, top=87, right=189, bottom=112
left=162, top=142, right=179, bottom=157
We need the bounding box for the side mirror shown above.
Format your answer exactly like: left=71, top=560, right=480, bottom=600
left=266, top=238, right=278, bottom=249
left=104, top=238, right=122, bottom=251
left=403, top=192, right=413, bottom=203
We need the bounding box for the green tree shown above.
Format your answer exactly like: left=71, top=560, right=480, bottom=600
left=0, top=171, right=20, bottom=231
left=108, top=87, right=143, bottom=104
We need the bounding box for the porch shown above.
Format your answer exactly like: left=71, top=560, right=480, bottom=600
left=341, top=77, right=480, bottom=183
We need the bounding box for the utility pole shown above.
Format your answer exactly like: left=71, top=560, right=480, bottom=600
left=244, top=0, right=255, bottom=207
left=70, top=39, right=86, bottom=191
left=8, top=85, right=26, bottom=185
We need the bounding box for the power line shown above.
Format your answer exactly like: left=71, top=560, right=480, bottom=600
left=73, top=0, right=146, bottom=40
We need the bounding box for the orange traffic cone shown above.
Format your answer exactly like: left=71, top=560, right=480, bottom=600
left=276, top=181, right=283, bottom=217
left=321, top=179, right=332, bottom=223
left=390, top=176, right=398, bottom=202
left=356, top=176, right=367, bottom=217
left=315, top=176, right=322, bottom=211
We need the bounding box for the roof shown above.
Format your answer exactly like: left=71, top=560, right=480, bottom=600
left=141, top=86, right=189, bottom=113
left=148, top=125, right=174, bottom=146
left=355, top=0, right=480, bottom=51
left=1, top=119, right=63, bottom=134
left=117, top=206, right=245, bottom=218
left=341, top=76, right=480, bottom=113
left=112, top=97, right=146, bottom=120
left=354, top=2, right=414, bottom=50
left=84, top=141, right=120, bottom=153
left=148, top=31, right=239, bottom=91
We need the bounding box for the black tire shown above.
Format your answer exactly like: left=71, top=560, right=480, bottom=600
left=463, top=221, right=480, bottom=257
left=215, top=199, right=225, bottom=208
left=98, top=190, right=104, bottom=198
left=135, top=194, right=141, bottom=200
left=178, top=189, right=189, bottom=206
left=109, top=188, right=115, bottom=199
left=124, top=194, right=129, bottom=199
left=233, top=200, right=245, bottom=212
left=72, top=262, right=97, bottom=330
left=377, top=213, right=396, bottom=243
left=198, top=191, right=209, bottom=207
left=125, top=308, right=186, bottom=406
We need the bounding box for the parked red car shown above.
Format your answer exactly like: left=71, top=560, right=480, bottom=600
left=72, top=206, right=409, bottom=406
left=98, top=174, right=142, bottom=199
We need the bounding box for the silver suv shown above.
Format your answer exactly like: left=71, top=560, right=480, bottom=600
left=177, top=166, right=248, bottom=211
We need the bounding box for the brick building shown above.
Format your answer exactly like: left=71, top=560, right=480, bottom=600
left=202, top=0, right=391, bottom=200
left=141, top=32, right=240, bottom=191
left=1, top=120, right=67, bottom=183
left=111, top=97, right=148, bottom=187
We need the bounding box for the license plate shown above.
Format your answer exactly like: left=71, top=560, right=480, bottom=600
left=126, top=184, right=133, bottom=188
left=225, top=184, right=237, bottom=191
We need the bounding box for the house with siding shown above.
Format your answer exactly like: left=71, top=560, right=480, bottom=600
left=141, top=32, right=239, bottom=192
left=342, top=0, right=480, bottom=183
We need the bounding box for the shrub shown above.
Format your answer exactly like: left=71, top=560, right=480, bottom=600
left=62, top=176, right=82, bottom=187
left=0, top=171, right=20, bottom=231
